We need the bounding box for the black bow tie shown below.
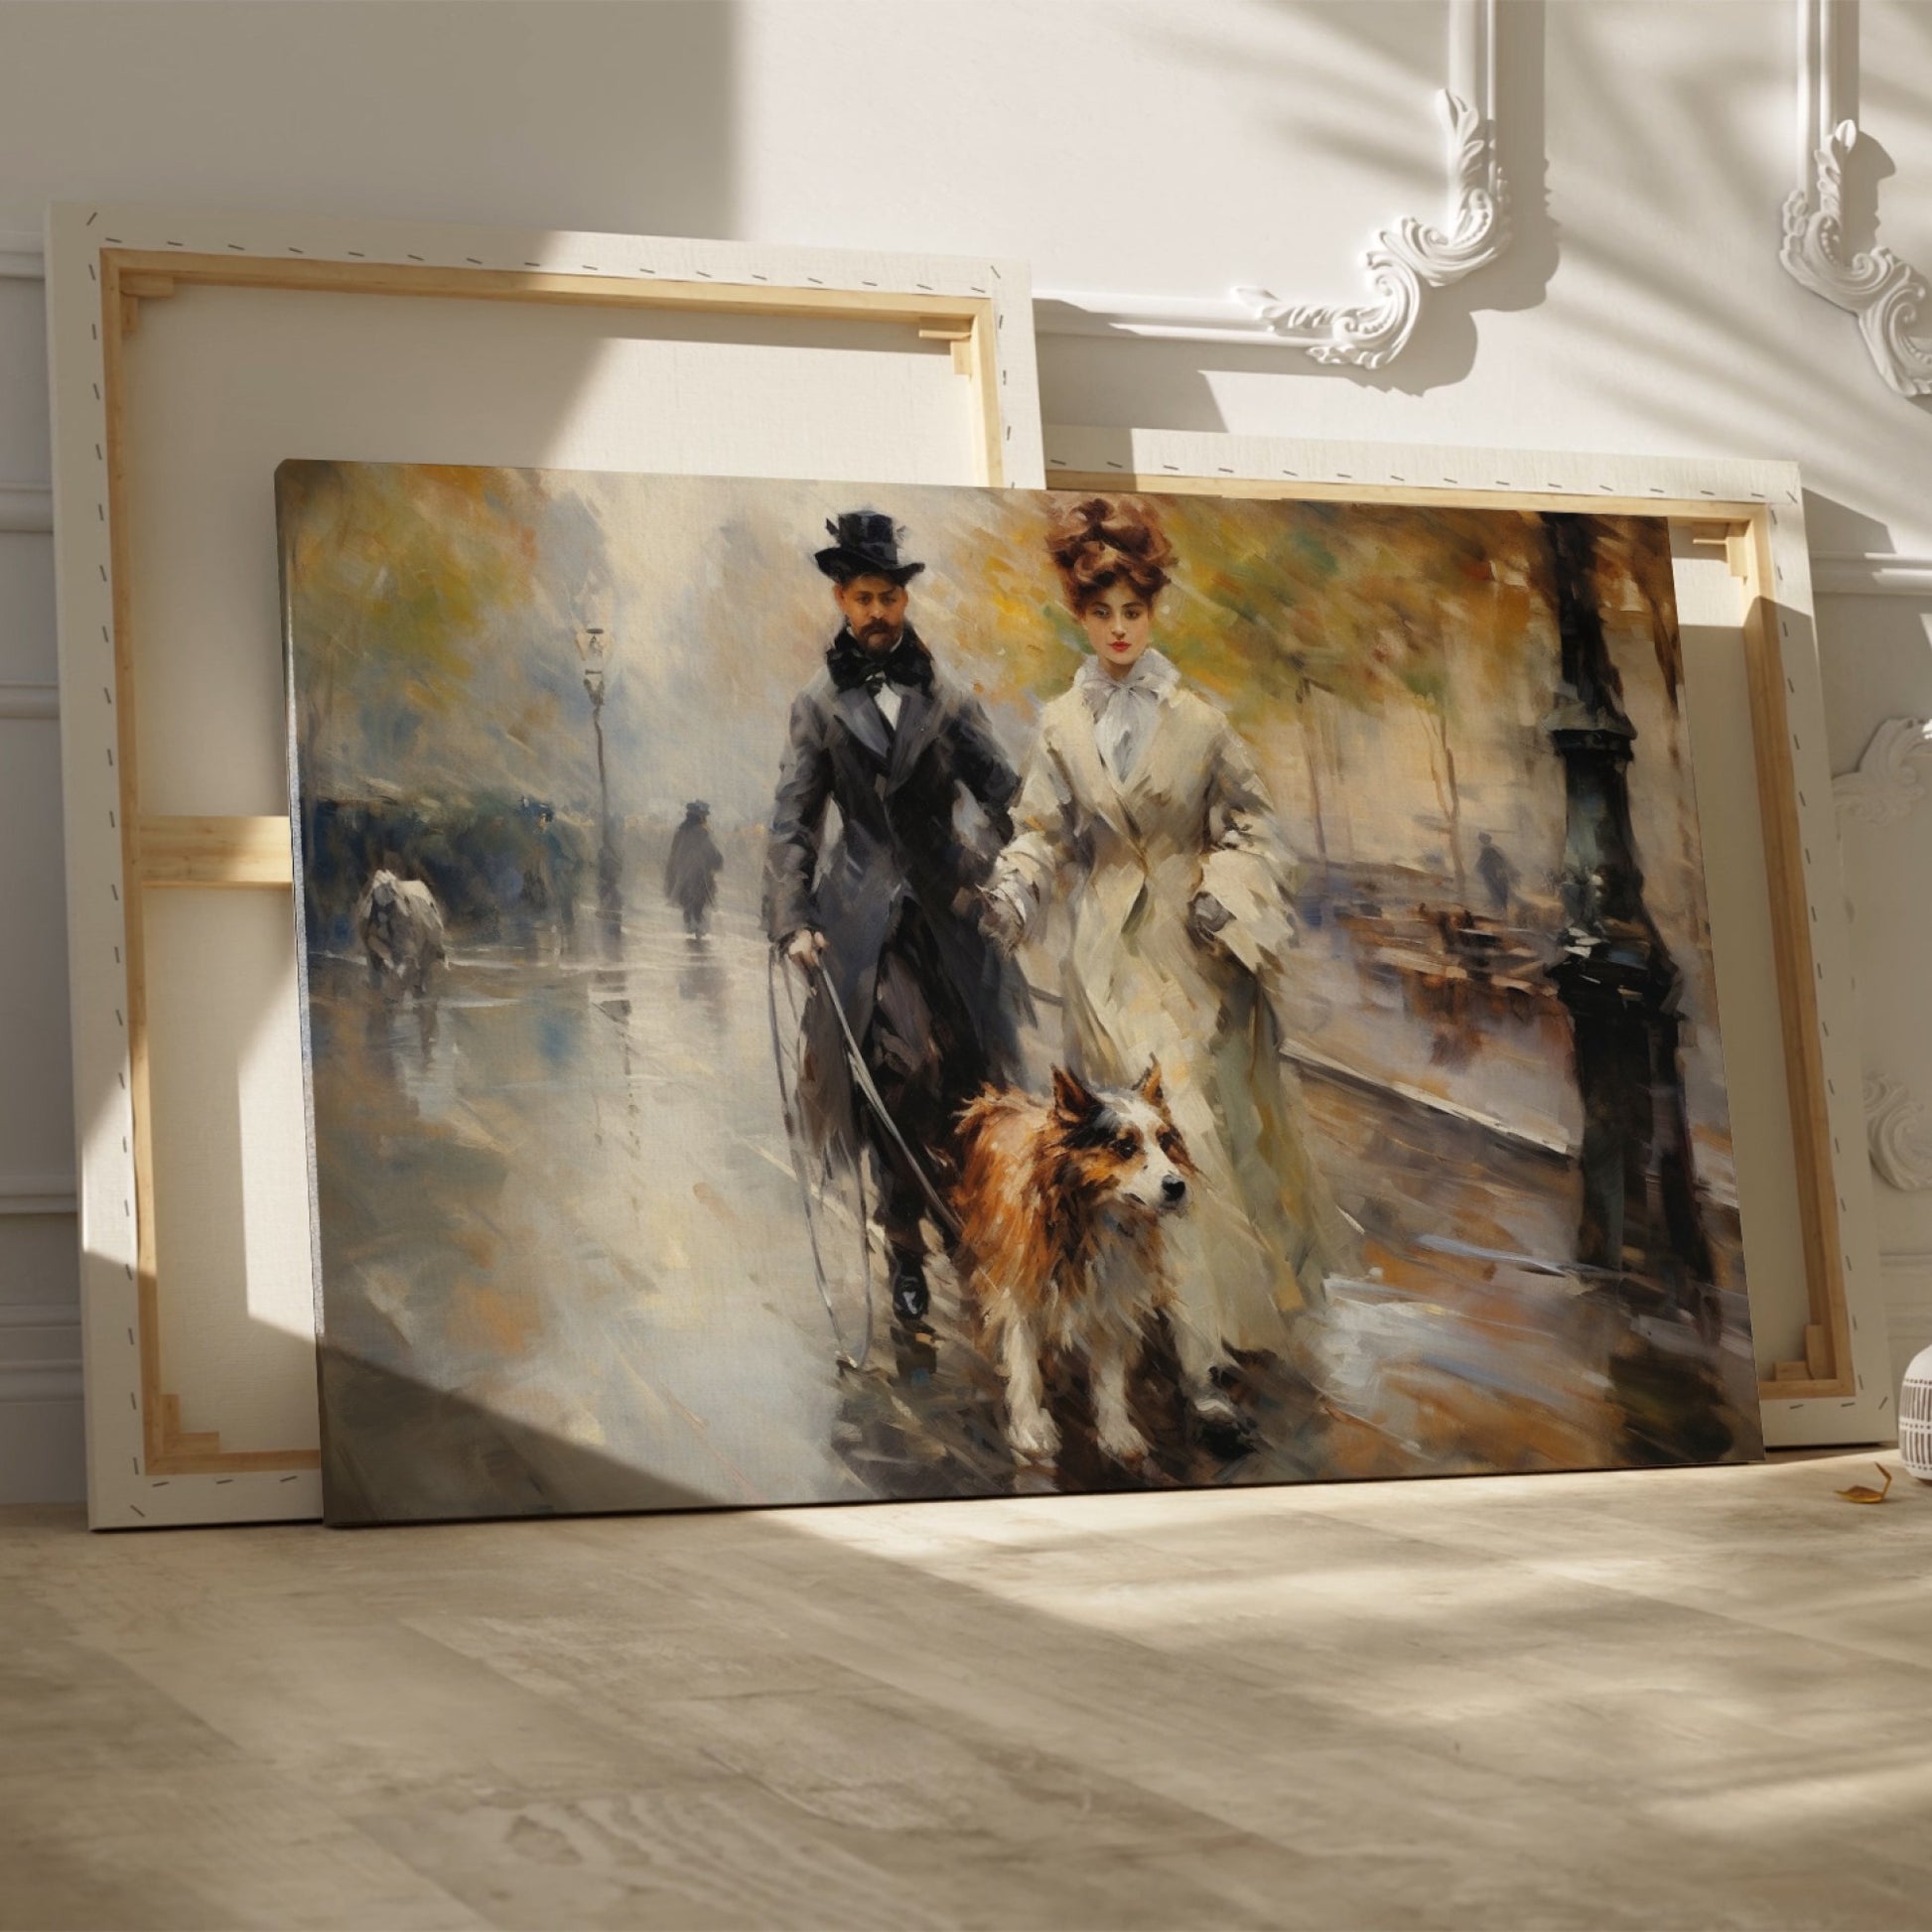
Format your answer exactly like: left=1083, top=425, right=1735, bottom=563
left=827, top=625, right=935, bottom=696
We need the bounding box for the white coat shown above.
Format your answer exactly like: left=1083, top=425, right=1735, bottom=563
left=993, top=660, right=1355, bottom=1356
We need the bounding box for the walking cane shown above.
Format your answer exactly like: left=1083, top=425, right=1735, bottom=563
left=807, top=952, right=964, bottom=1243
left=765, top=947, right=965, bottom=1373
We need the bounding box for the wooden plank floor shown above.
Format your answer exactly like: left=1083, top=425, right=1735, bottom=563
left=4, top=1451, right=1931, bottom=1930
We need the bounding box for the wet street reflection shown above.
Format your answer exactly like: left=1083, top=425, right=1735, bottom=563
left=311, top=869, right=1756, bottom=1524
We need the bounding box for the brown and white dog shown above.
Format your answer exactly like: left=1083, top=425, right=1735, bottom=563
left=955, top=1061, right=1225, bottom=1469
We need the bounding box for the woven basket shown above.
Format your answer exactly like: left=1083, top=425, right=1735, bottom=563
left=1902, top=1343, right=1932, bottom=1480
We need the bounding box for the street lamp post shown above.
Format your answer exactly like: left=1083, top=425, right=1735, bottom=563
left=576, top=624, right=621, bottom=927
left=1540, top=513, right=1713, bottom=1323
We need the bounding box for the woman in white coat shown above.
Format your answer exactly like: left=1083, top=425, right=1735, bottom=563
left=983, top=495, right=1354, bottom=1402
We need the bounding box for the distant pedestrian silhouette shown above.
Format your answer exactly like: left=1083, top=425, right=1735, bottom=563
left=664, top=800, right=724, bottom=936
left=1475, top=831, right=1519, bottom=916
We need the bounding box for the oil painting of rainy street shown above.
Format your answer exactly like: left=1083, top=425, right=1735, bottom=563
left=279, top=461, right=1762, bottom=1525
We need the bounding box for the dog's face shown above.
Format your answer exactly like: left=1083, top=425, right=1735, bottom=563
left=1052, top=1061, right=1192, bottom=1216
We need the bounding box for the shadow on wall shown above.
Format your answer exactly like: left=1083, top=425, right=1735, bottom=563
left=1242, top=0, right=1559, bottom=397
left=1544, top=0, right=1932, bottom=461
left=1035, top=0, right=1556, bottom=418
left=1803, top=488, right=1932, bottom=764
left=0, top=3, right=740, bottom=240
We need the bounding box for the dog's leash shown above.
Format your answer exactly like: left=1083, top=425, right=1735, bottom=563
left=765, top=951, right=873, bottom=1372
left=804, top=951, right=963, bottom=1242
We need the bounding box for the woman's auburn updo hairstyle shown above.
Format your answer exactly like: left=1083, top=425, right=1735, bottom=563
left=1045, top=494, right=1175, bottom=614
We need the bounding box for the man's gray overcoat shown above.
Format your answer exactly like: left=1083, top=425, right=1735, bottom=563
left=763, top=657, right=1027, bottom=1160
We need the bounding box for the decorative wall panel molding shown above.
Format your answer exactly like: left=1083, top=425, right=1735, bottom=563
left=0, top=1173, right=78, bottom=1217
left=1864, top=1074, right=1932, bottom=1192
left=1880, top=1253, right=1932, bottom=1344
left=1781, top=0, right=1932, bottom=399
left=0, top=482, right=54, bottom=532
left=0, top=1303, right=82, bottom=1409
left=1811, top=552, right=1932, bottom=597
left=0, top=683, right=57, bottom=722
left=1837, top=722, right=1932, bottom=1197
left=1880, top=1248, right=1932, bottom=1305
left=1035, top=0, right=1509, bottom=367
left=0, top=231, right=41, bottom=281
left=1834, top=716, right=1932, bottom=825
left=0, top=488, right=55, bottom=734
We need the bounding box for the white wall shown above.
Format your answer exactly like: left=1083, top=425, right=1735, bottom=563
left=3, top=0, right=1928, bottom=1502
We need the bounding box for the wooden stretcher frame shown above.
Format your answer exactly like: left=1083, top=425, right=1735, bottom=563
left=46, top=202, right=1044, bottom=1526
left=1043, top=424, right=1891, bottom=1449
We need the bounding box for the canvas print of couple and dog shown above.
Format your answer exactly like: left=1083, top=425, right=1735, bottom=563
left=279, top=461, right=1763, bottom=1524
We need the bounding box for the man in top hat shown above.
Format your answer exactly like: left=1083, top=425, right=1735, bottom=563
left=764, top=509, right=1025, bottom=1326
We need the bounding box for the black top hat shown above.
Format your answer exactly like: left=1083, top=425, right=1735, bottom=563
left=814, top=510, right=925, bottom=584
left=684, top=800, right=710, bottom=818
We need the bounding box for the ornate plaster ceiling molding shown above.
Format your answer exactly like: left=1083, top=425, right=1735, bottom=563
left=1864, top=1074, right=1932, bottom=1191
left=1035, top=0, right=1509, bottom=368
left=1781, top=0, right=1932, bottom=399
left=1834, top=716, right=1932, bottom=825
